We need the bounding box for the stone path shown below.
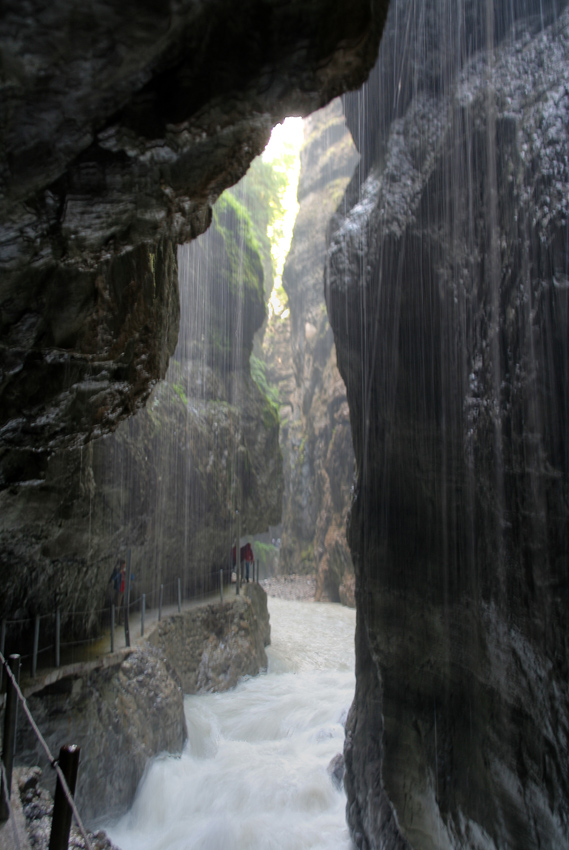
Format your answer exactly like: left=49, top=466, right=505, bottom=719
left=19, top=588, right=227, bottom=697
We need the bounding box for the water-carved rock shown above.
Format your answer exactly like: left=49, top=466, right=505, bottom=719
left=265, top=99, right=358, bottom=603
left=328, top=2, right=569, bottom=847
left=0, top=0, right=389, bottom=482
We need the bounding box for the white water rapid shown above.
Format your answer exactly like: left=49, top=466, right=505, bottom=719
left=106, top=598, right=356, bottom=850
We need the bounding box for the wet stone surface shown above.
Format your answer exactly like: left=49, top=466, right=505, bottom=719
left=18, top=768, right=119, bottom=850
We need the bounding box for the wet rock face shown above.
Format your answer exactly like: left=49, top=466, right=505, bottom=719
left=328, top=1, right=569, bottom=848
left=269, top=99, right=358, bottom=602
left=149, top=584, right=271, bottom=694
left=0, top=196, right=282, bottom=631
left=0, top=238, right=180, bottom=486
left=147, top=584, right=270, bottom=694
left=15, top=585, right=270, bottom=823
left=0, top=0, right=389, bottom=481
left=17, top=648, right=187, bottom=824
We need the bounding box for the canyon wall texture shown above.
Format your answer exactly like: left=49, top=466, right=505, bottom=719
left=0, top=193, right=281, bottom=643
left=263, top=100, right=358, bottom=603
left=147, top=583, right=270, bottom=693
left=0, top=0, right=388, bottom=489
left=327, top=1, right=569, bottom=847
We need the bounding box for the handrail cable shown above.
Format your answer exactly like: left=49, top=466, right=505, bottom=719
left=0, top=652, right=94, bottom=850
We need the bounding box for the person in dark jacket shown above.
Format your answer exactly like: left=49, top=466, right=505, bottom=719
left=110, top=559, right=126, bottom=622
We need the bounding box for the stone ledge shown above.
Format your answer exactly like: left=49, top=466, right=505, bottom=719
left=13, top=584, right=270, bottom=823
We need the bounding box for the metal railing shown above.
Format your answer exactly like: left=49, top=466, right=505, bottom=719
left=0, top=651, right=93, bottom=850
left=1, top=560, right=259, bottom=683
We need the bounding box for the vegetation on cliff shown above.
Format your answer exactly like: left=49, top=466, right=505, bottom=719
left=0, top=156, right=288, bottom=654
left=260, top=100, right=358, bottom=602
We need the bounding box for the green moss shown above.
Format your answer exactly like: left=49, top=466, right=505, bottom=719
left=213, top=193, right=265, bottom=305
left=252, top=541, right=278, bottom=571
left=251, top=354, right=279, bottom=406
left=172, top=383, right=188, bottom=406
left=262, top=399, right=280, bottom=430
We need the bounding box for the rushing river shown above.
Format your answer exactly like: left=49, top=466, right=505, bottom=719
left=106, top=597, right=356, bottom=850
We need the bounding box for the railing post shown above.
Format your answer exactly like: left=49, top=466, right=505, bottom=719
left=110, top=604, right=115, bottom=653
left=31, top=615, right=40, bottom=678
left=0, top=654, right=21, bottom=821
left=48, top=744, right=80, bottom=850
left=0, top=621, right=5, bottom=690
left=220, top=569, right=223, bottom=604
left=124, top=549, right=131, bottom=648
left=236, top=510, right=241, bottom=596
left=141, top=594, right=145, bottom=637
left=177, top=578, right=181, bottom=613
left=55, top=609, right=61, bottom=668
left=159, top=585, right=163, bottom=621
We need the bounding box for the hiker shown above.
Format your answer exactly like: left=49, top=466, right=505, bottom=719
left=109, top=559, right=124, bottom=605
left=241, top=542, right=254, bottom=583
left=109, top=561, right=120, bottom=595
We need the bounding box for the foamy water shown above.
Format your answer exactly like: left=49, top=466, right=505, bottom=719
left=105, top=597, right=356, bottom=850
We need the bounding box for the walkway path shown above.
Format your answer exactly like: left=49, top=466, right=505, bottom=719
left=0, top=580, right=253, bottom=850
left=19, top=584, right=246, bottom=697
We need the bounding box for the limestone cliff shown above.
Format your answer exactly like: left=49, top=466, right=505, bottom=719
left=264, top=100, right=358, bottom=604
left=18, top=647, right=186, bottom=824
left=327, top=1, right=569, bottom=847
left=0, top=0, right=388, bottom=488
left=0, top=192, right=281, bottom=645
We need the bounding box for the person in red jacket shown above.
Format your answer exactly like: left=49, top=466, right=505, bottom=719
left=241, top=542, right=254, bottom=583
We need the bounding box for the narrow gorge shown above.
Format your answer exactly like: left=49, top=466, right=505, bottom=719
left=1, top=1, right=568, bottom=849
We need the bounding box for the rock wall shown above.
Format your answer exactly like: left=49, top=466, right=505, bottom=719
left=16, top=584, right=271, bottom=823
left=0, top=189, right=282, bottom=641
left=263, top=100, right=358, bottom=604
left=0, top=0, right=389, bottom=486
left=18, top=648, right=186, bottom=824
left=147, top=583, right=270, bottom=693
left=327, top=1, right=569, bottom=848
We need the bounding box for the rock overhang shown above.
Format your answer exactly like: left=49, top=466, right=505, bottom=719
left=0, top=0, right=390, bottom=484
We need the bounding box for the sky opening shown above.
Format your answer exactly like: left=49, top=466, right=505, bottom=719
left=262, top=117, right=304, bottom=318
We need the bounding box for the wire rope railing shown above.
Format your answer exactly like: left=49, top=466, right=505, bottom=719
left=0, top=651, right=93, bottom=850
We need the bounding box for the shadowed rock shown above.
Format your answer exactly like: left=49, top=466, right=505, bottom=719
left=0, top=0, right=389, bottom=484
left=328, top=1, right=569, bottom=847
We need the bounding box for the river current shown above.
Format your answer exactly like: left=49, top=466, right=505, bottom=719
left=106, top=597, right=356, bottom=850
